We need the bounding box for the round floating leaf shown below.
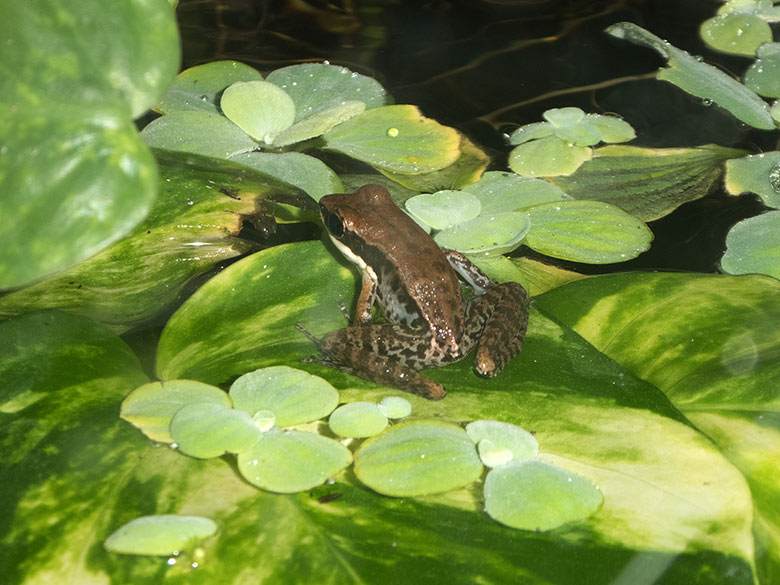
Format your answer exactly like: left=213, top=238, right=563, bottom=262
left=229, top=366, right=339, bottom=427
left=141, top=110, right=259, bottom=159
left=354, top=421, right=483, bottom=497
left=477, top=439, right=514, bottom=468
left=274, top=101, right=366, bottom=147
left=170, top=403, right=261, bottom=459
left=508, top=122, right=555, bottom=145
left=484, top=460, right=603, bottom=531
left=554, top=120, right=602, bottom=147
left=700, top=13, right=771, bottom=57
left=584, top=114, right=636, bottom=143
left=509, top=136, right=592, bottom=177
left=329, top=402, right=389, bottom=438
left=228, top=151, right=343, bottom=202
left=405, top=190, right=481, bottom=230
left=724, top=151, right=780, bottom=208
left=462, top=171, right=569, bottom=214
left=237, top=429, right=352, bottom=493
left=524, top=200, right=652, bottom=263
left=744, top=43, right=780, bottom=98
left=221, top=81, right=295, bottom=143
left=323, top=105, right=461, bottom=173
left=465, top=420, right=539, bottom=466
left=120, top=380, right=232, bottom=443
left=434, top=212, right=530, bottom=255
left=378, top=396, right=412, bottom=419
left=253, top=410, right=277, bottom=432
left=266, top=63, right=391, bottom=122
left=157, top=60, right=264, bottom=115
left=721, top=211, right=780, bottom=279
left=544, top=107, right=586, bottom=128
left=104, top=515, right=217, bottom=556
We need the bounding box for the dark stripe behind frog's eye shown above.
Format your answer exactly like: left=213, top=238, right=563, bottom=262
left=324, top=212, right=344, bottom=237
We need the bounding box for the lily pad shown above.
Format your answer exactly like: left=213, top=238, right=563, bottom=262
left=229, top=366, right=340, bottom=427
left=484, top=460, right=603, bottom=531
left=354, top=421, right=483, bottom=497
left=328, top=402, right=389, bottom=438
left=104, top=515, right=217, bottom=556
left=120, top=379, right=232, bottom=443
left=236, top=429, right=352, bottom=493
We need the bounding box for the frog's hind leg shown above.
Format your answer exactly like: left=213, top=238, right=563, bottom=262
left=466, top=282, right=530, bottom=378
left=307, top=324, right=447, bottom=400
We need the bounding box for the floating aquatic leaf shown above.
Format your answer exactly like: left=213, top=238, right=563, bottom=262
left=724, top=151, right=780, bottom=208
left=483, top=460, right=603, bottom=531
left=104, top=515, right=217, bottom=556
left=700, top=13, right=771, bottom=57
left=465, top=420, right=539, bottom=466
left=744, top=43, right=780, bottom=97
left=329, top=402, right=388, bottom=438
left=405, top=190, right=481, bottom=230
left=120, top=380, right=232, bottom=443
left=377, top=396, right=412, bottom=419
left=509, top=136, right=592, bottom=177
left=229, top=366, right=339, bottom=427
left=721, top=211, right=780, bottom=279
left=221, top=80, right=295, bottom=143
left=170, top=403, right=261, bottom=459
left=462, top=171, right=569, bottom=214
left=434, top=212, right=530, bottom=255
left=237, top=429, right=352, bottom=493
left=354, top=421, right=483, bottom=497
left=274, top=101, right=366, bottom=147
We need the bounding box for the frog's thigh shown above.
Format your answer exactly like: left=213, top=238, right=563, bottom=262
left=320, top=324, right=440, bottom=370
left=466, top=282, right=530, bottom=377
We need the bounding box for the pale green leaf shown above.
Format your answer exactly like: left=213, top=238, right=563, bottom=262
left=484, top=460, right=603, bottom=531
left=328, top=402, right=389, bottom=438
left=700, top=13, right=771, bottom=57
left=508, top=136, right=592, bottom=177
left=721, top=211, right=780, bottom=279
left=273, top=101, right=366, bottom=146
left=354, top=421, right=483, bottom=497
left=462, top=171, right=570, bottom=214
left=405, top=190, right=481, bottom=230
left=584, top=114, right=636, bottom=143
left=236, top=429, right=352, bottom=493
left=170, top=403, right=261, bottom=459
left=744, top=43, right=780, bottom=97
left=104, top=515, right=217, bottom=556
left=508, top=122, right=554, bottom=145
left=229, top=366, right=340, bottom=427
left=434, top=212, right=530, bottom=255
left=465, top=420, right=539, bottom=465
left=724, top=151, right=780, bottom=207
left=378, top=396, right=412, bottom=419
left=221, top=80, right=295, bottom=143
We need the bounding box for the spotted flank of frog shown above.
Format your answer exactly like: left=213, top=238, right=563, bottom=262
left=297, top=184, right=530, bottom=400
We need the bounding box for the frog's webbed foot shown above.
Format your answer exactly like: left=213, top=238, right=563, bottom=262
left=466, top=282, right=530, bottom=377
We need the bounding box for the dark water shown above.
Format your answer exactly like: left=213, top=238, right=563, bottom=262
left=175, top=0, right=769, bottom=274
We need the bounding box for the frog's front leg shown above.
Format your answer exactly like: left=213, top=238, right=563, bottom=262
left=308, top=324, right=447, bottom=400
left=444, top=250, right=531, bottom=377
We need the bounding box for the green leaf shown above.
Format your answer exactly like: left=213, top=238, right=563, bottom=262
left=721, top=211, right=780, bottom=279
left=0, top=105, right=158, bottom=289
left=524, top=200, right=652, bottom=263
left=536, top=271, right=780, bottom=580
left=274, top=101, right=366, bottom=147
left=606, top=22, right=775, bottom=130
left=508, top=136, right=592, bottom=177
left=323, top=105, right=461, bottom=173
left=265, top=63, right=391, bottom=123
left=236, top=429, right=352, bottom=493
left=700, top=13, right=772, bottom=57
left=170, top=403, right=261, bottom=459
left=551, top=144, right=746, bottom=221
left=328, top=402, right=389, bottom=438
left=484, top=460, right=603, bottom=531
left=378, top=396, right=413, bottom=419
left=228, top=366, right=340, bottom=426
left=140, top=110, right=259, bottom=158
left=724, top=151, right=780, bottom=207
left=434, top=212, right=531, bottom=255
left=0, top=150, right=306, bottom=331
left=462, top=171, right=570, bottom=214
left=354, top=421, right=483, bottom=497
left=465, top=420, right=539, bottom=465
left=0, top=0, right=179, bottom=118
left=121, top=379, right=232, bottom=443
left=221, top=80, right=296, bottom=143
left=508, top=121, right=555, bottom=145
left=228, top=151, right=342, bottom=202
left=104, top=515, right=217, bottom=556
left=157, top=60, right=264, bottom=115
left=584, top=114, right=636, bottom=143
left=744, top=43, right=780, bottom=97
left=405, top=190, right=481, bottom=230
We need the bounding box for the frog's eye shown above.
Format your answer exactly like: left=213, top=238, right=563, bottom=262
left=324, top=212, right=345, bottom=237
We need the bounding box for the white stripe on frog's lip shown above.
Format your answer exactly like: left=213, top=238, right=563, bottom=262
left=328, top=234, right=379, bottom=284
